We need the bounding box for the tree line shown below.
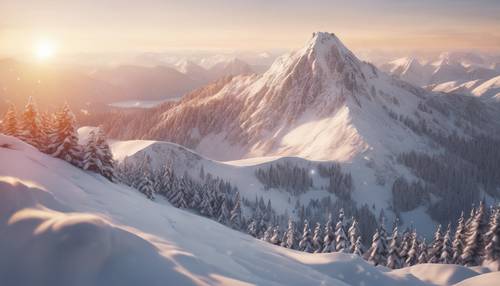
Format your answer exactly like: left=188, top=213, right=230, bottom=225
left=251, top=202, right=499, bottom=269
left=0, top=98, right=115, bottom=181
left=118, top=155, right=499, bottom=269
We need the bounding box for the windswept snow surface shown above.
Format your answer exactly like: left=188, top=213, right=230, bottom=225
left=0, top=135, right=495, bottom=286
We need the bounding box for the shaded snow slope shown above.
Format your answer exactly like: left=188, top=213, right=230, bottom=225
left=0, top=135, right=493, bottom=286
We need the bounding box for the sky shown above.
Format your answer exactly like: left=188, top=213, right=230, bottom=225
left=1, top=0, right=499, bottom=59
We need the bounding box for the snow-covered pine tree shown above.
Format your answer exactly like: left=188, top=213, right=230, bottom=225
left=387, top=226, right=403, bottom=269
left=190, top=186, right=203, bottom=210
left=247, top=220, right=258, bottom=237
left=484, top=208, right=500, bottom=265
left=428, top=224, right=443, bottom=263
left=218, top=196, right=231, bottom=225
left=312, top=222, right=323, bottom=253
left=19, top=97, right=42, bottom=149
left=82, top=131, right=100, bottom=172
left=137, top=171, right=155, bottom=200
left=367, top=229, right=386, bottom=266
left=452, top=211, right=466, bottom=265
left=155, top=165, right=172, bottom=198
left=285, top=218, right=296, bottom=249
left=462, top=202, right=488, bottom=266
left=170, top=179, right=188, bottom=208
left=1, top=103, right=18, bottom=137
left=405, top=231, right=419, bottom=267
left=39, top=111, right=55, bottom=153
left=270, top=226, right=281, bottom=245
left=262, top=226, right=273, bottom=242
left=348, top=219, right=361, bottom=253
left=299, top=220, right=314, bottom=253
left=335, top=209, right=349, bottom=253
left=399, top=229, right=412, bottom=263
left=94, top=128, right=116, bottom=181
left=50, top=103, right=81, bottom=166
left=322, top=213, right=336, bottom=253
left=280, top=231, right=288, bottom=248
left=230, top=192, right=242, bottom=229
left=199, top=189, right=214, bottom=217
left=417, top=239, right=428, bottom=264
left=353, top=236, right=364, bottom=257
left=440, top=224, right=453, bottom=264
left=378, top=216, right=389, bottom=263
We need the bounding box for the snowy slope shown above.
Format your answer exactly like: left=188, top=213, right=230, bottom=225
left=0, top=135, right=494, bottom=286
left=471, top=75, right=500, bottom=100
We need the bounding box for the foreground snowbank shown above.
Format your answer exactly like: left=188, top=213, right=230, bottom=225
left=0, top=135, right=494, bottom=286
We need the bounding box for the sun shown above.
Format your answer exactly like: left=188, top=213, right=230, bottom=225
left=35, top=40, right=57, bottom=61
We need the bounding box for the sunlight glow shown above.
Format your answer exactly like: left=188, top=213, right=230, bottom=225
left=35, top=40, right=56, bottom=61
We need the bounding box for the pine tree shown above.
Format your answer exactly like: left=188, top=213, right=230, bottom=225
left=335, top=211, right=349, bottom=253
left=348, top=219, right=361, bottom=253
left=399, top=230, right=412, bottom=263
left=39, top=111, right=55, bottom=153
left=270, top=226, right=281, bottom=245
left=387, top=226, right=403, bottom=269
left=137, top=171, right=155, bottom=200
left=94, top=128, right=116, bottom=181
left=285, top=218, right=296, bottom=249
left=367, top=228, right=386, bottom=266
left=312, top=222, right=323, bottom=253
left=170, top=179, right=188, bottom=208
left=247, top=220, right=258, bottom=237
left=82, top=131, right=100, bottom=172
left=417, top=239, right=428, bottom=264
left=19, top=97, right=42, bottom=149
left=462, top=202, right=488, bottom=266
left=405, top=231, right=419, bottom=267
left=484, top=208, right=500, bottom=265
left=230, top=192, right=242, bottom=229
left=50, top=103, right=81, bottom=166
left=429, top=224, right=443, bottom=263
left=155, top=165, right=173, bottom=197
left=199, top=190, right=214, bottom=217
left=218, top=196, right=231, bottom=224
left=440, top=224, right=453, bottom=264
left=298, top=220, right=314, bottom=253
left=1, top=103, right=18, bottom=137
left=353, top=236, right=364, bottom=257
left=190, top=187, right=203, bottom=210
left=322, top=213, right=336, bottom=253
left=452, top=212, right=466, bottom=265
left=262, top=226, right=273, bottom=242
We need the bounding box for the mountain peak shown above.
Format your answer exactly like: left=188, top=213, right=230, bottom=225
left=307, top=32, right=351, bottom=56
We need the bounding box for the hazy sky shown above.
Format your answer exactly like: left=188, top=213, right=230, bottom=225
left=1, top=0, right=500, bottom=58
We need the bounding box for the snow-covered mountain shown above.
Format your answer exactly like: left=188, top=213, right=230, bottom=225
left=206, top=57, right=254, bottom=80
left=380, top=52, right=500, bottom=90
left=471, top=75, right=500, bottom=100
left=380, top=57, right=434, bottom=87
left=175, top=59, right=210, bottom=83
left=95, top=32, right=500, bottom=235
left=174, top=58, right=255, bottom=85
left=0, top=134, right=498, bottom=286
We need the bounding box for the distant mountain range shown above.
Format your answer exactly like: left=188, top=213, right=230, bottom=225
left=0, top=57, right=256, bottom=113
left=379, top=53, right=500, bottom=100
